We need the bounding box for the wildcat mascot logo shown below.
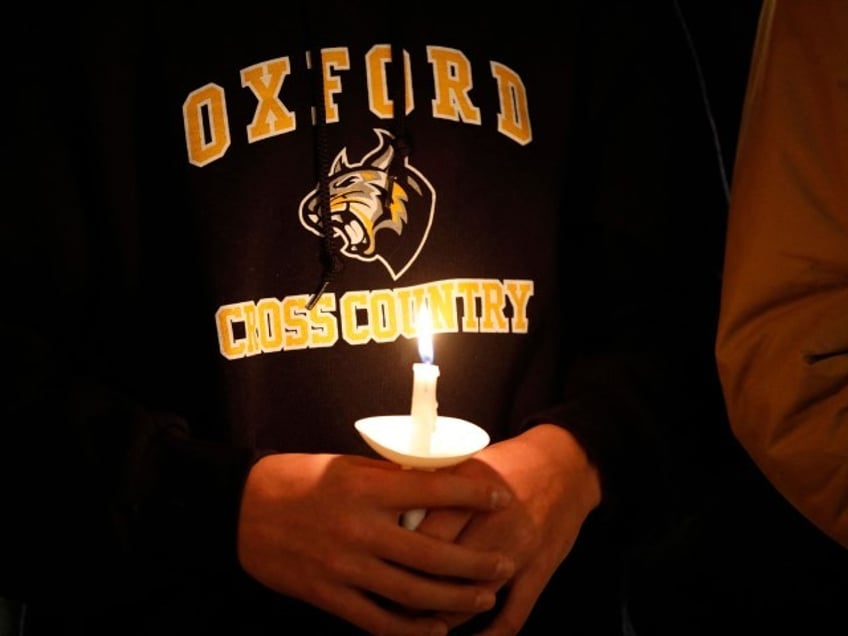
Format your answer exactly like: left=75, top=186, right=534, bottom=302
left=299, top=129, right=436, bottom=281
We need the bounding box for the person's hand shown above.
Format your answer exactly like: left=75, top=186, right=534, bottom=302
left=237, top=452, right=515, bottom=636
left=416, top=424, right=602, bottom=635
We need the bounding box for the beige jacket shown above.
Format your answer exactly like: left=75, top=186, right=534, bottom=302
left=716, top=0, right=848, bottom=547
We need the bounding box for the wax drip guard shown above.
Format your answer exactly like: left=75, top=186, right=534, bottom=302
left=354, top=414, right=490, bottom=529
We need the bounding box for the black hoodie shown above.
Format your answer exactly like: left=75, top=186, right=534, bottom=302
left=2, top=2, right=746, bottom=634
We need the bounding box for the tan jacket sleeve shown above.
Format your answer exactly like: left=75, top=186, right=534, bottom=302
left=716, top=0, right=848, bottom=548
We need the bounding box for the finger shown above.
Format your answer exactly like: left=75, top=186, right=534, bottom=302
left=313, top=585, right=450, bottom=636
left=351, top=554, right=500, bottom=614
left=434, top=581, right=502, bottom=631
left=415, top=508, right=473, bottom=542
left=380, top=524, right=515, bottom=582
left=476, top=573, right=547, bottom=636
left=386, top=470, right=512, bottom=513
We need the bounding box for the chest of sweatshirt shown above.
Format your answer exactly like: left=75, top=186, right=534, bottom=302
left=76, top=9, right=589, bottom=452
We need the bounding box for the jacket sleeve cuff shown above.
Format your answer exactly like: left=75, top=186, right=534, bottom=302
left=521, top=351, right=678, bottom=549
left=125, top=413, right=264, bottom=582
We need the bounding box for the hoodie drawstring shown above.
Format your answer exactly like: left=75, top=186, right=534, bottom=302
left=306, top=46, right=344, bottom=310
left=306, top=40, right=410, bottom=310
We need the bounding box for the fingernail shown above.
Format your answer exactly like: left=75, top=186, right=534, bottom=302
left=478, top=590, right=498, bottom=610
left=491, top=488, right=512, bottom=509
left=495, top=556, right=515, bottom=578
left=429, top=621, right=448, bottom=636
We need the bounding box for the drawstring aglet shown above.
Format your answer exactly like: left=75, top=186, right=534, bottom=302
left=306, top=278, right=331, bottom=311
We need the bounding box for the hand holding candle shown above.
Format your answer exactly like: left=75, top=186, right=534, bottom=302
left=353, top=302, right=489, bottom=530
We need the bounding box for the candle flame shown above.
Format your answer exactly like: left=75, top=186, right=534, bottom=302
left=416, top=305, right=434, bottom=364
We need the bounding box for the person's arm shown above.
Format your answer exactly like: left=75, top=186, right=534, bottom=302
left=0, top=279, right=256, bottom=606
left=0, top=10, right=259, bottom=606
left=417, top=4, right=743, bottom=633
left=716, top=0, right=848, bottom=548
left=533, top=0, right=735, bottom=548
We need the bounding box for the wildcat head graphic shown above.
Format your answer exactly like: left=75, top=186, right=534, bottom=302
left=299, top=129, right=436, bottom=281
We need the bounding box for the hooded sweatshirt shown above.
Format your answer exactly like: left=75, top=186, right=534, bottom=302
left=2, top=2, right=735, bottom=634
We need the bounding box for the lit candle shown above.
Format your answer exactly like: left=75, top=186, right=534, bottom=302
left=410, top=305, right=439, bottom=456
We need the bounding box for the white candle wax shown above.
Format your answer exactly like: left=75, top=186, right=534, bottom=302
left=410, top=305, right=438, bottom=456
left=410, top=361, right=439, bottom=455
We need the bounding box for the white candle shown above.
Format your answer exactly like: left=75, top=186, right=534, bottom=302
left=410, top=306, right=439, bottom=456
